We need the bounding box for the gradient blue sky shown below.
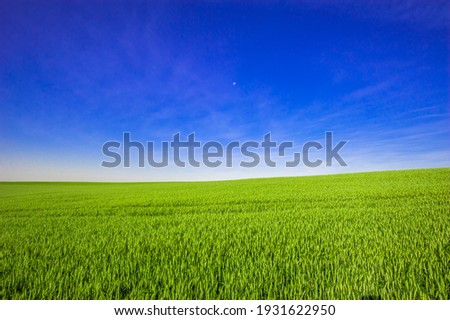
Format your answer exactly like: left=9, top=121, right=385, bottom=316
left=1, top=0, right=449, bottom=181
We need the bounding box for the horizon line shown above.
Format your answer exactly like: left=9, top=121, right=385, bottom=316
left=1, top=167, right=448, bottom=184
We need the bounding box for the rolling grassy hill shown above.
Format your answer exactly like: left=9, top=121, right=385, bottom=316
left=1, top=168, right=449, bottom=299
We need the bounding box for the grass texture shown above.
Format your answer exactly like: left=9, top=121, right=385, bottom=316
left=1, top=168, right=449, bottom=299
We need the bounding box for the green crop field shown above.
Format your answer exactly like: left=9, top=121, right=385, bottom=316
left=1, top=168, right=449, bottom=300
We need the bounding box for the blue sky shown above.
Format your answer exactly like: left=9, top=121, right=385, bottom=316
left=0, top=0, right=449, bottom=181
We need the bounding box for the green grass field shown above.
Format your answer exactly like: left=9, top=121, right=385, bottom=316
left=1, top=168, right=449, bottom=300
